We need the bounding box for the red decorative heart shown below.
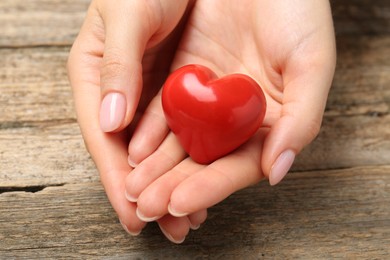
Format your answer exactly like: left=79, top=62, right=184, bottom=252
left=162, top=64, right=266, bottom=164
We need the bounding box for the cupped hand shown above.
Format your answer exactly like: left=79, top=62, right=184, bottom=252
left=125, top=0, right=336, bottom=231
left=67, top=0, right=207, bottom=243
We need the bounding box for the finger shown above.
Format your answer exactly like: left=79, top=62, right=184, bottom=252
left=69, top=73, right=146, bottom=235
left=68, top=5, right=145, bottom=235
left=127, top=91, right=170, bottom=167
left=98, top=0, right=190, bottom=132
left=168, top=131, right=265, bottom=217
left=125, top=133, right=186, bottom=202
left=157, top=210, right=207, bottom=244
left=187, top=209, right=208, bottom=230
left=262, top=38, right=336, bottom=186
left=98, top=1, right=145, bottom=132
left=97, top=144, right=147, bottom=236
left=135, top=158, right=206, bottom=221
left=157, top=215, right=190, bottom=244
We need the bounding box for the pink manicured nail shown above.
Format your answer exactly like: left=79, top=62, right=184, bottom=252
left=136, top=208, right=161, bottom=222
left=125, top=190, right=138, bottom=203
left=99, top=92, right=126, bottom=132
left=158, top=224, right=186, bottom=244
left=269, top=150, right=295, bottom=186
left=127, top=156, right=138, bottom=168
left=119, top=219, right=141, bottom=236
left=190, top=223, right=201, bottom=230
left=168, top=203, right=188, bottom=218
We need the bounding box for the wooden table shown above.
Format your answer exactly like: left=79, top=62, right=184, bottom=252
left=1, top=0, right=389, bottom=258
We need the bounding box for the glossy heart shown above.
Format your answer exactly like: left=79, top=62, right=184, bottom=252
left=162, top=64, right=266, bottom=164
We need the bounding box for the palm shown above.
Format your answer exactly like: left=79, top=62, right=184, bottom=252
left=141, top=0, right=317, bottom=126
left=130, top=0, right=335, bottom=218
left=171, top=0, right=302, bottom=128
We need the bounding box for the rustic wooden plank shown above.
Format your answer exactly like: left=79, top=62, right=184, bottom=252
left=0, top=37, right=388, bottom=123
left=0, top=46, right=74, bottom=123
left=0, top=0, right=389, bottom=47
left=296, top=113, right=390, bottom=171
left=0, top=0, right=89, bottom=47
left=1, top=166, right=389, bottom=258
left=0, top=122, right=98, bottom=187
left=327, top=35, right=390, bottom=117
left=0, top=0, right=389, bottom=258
left=1, top=112, right=389, bottom=188
left=331, top=0, right=390, bottom=35
left=1, top=35, right=389, bottom=185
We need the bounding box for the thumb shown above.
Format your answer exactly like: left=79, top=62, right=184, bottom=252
left=262, top=55, right=336, bottom=186
left=98, top=0, right=189, bottom=132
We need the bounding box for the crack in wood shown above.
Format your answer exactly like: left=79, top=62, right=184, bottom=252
left=0, top=43, right=72, bottom=49
left=0, top=119, right=77, bottom=130
left=0, top=184, right=65, bottom=194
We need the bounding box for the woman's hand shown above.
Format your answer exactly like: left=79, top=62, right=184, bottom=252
left=67, top=0, right=207, bottom=243
left=125, top=0, right=336, bottom=236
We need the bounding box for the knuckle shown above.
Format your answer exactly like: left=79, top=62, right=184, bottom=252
left=305, top=117, right=322, bottom=143
left=100, top=50, right=129, bottom=83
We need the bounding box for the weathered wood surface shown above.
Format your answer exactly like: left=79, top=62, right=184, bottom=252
left=0, top=0, right=90, bottom=47
left=1, top=0, right=389, bottom=47
left=1, top=166, right=389, bottom=258
left=1, top=0, right=389, bottom=258
left=331, top=0, right=390, bottom=35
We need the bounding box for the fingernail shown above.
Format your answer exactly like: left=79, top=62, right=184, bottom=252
left=100, top=92, right=126, bottom=132
left=190, top=223, right=201, bottom=230
left=125, top=190, right=138, bottom=203
left=119, top=219, right=141, bottom=236
left=128, top=156, right=138, bottom=168
left=136, top=208, right=161, bottom=222
left=158, top=224, right=186, bottom=244
left=168, top=203, right=188, bottom=218
left=269, top=149, right=295, bottom=186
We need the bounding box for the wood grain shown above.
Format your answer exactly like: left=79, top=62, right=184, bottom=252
left=0, top=166, right=389, bottom=258
left=328, top=35, right=390, bottom=117
left=0, top=0, right=389, bottom=258
left=0, top=0, right=389, bottom=47
left=0, top=0, right=90, bottom=47
left=331, top=0, right=390, bottom=35
left=1, top=37, right=389, bottom=186
left=0, top=47, right=74, bottom=123
left=1, top=112, right=389, bottom=188
left=0, top=122, right=98, bottom=188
